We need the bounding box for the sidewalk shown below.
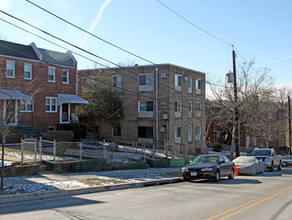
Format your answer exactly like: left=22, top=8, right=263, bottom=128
left=0, top=167, right=182, bottom=205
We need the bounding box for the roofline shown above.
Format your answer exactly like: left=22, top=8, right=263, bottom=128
left=78, top=63, right=205, bottom=75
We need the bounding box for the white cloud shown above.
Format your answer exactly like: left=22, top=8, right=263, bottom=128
left=80, top=0, right=113, bottom=46
left=0, top=0, right=12, bottom=10
left=258, top=55, right=292, bottom=67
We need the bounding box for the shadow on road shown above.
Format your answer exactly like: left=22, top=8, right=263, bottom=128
left=188, top=178, right=262, bottom=185
left=0, top=196, right=103, bottom=215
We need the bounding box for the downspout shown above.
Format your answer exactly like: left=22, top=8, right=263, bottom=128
left=156, top=68, right=159, bottom=151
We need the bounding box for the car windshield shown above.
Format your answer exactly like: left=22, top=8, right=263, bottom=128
left=251, top=150, right=271, bottom=156
left=193, top=155, right=219, bottom=164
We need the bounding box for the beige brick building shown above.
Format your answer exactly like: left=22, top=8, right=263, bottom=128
left=79, top=64, right=205, bottom=155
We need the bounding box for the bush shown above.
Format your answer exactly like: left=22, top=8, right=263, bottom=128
left=56, top=123, right=88, bottom=140
left=46, top=130, right=74, bottom=142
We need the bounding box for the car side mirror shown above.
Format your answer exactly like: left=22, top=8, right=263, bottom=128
left=219, top=160, right=225, bottom=164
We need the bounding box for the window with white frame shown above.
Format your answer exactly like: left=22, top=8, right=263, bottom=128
left=188, top=125, right=192, bottom=142
left=45, top=97, right=57, bottom=112
left=24, top=63, right=32, bottom=80
left=138, top=101, right=153, bottom=112
left=188, top=77, right=192, bottom=93
left=175, top=101, right=182, bottom=112
left=139, top=74, right=154, bottom=86
left=20, top=99, right=33, bottom=112
left=175, top=74, right=182, bottom=91
left=268, top=112, right=273, bottom=120
left=196, top=79, right=202, bottom=94
left=6, top=60, right=15, bottom=78
left=196, top=102, right=202, bottom=117
left=48, top=67, right=55, bottom=82
left=174, top=126, right=182, bottom=143
left=188, top=101, right=192, bottom=117
left=196, top=125, right=202, bottom=141
left=62, top=69, right=69, bottom=84
left=112, top=75, right=122, bottom=90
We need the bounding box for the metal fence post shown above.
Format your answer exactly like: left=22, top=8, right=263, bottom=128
left=21, top=138, right=24, bottom=163
left=39, top=137, right=42, bottom=162
left=34, top=139, right=37, bottom=165
left=103, top=139, right=106, bottom=159
left=80, top=142, right=83, bottom=160
left=53, top=140, right=56, bottom=163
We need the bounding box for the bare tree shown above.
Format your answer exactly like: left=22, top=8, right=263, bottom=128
left=210, top=60, right=274, bottom=157
left=1, top=82, right=41, bottom=190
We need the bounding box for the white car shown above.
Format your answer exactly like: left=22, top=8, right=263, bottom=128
left=233, top=156, right=266, bottom=176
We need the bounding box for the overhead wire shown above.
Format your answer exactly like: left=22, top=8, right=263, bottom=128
left=23, top=0, right=224, bottom=89
left=0, top=17, right=202, bottom=117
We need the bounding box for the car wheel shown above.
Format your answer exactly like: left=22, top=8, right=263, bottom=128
left=269, top=162, right=274, bottom=172
left=278, top=163, right=282, bottom=171
left=228, top=169, right=234, bottom=180
left=213, top=170, right=220, bottom=182
left=183, top=176, right=190, bottom=181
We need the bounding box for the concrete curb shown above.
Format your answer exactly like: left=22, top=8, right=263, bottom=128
left=0, top=177, right=182, bottom=205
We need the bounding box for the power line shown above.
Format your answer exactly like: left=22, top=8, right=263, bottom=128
left=24, top=0, right=243, bottom=91
left=0, top=17, right=203, bottom=116
left=156, top=0, right=233, bottom=46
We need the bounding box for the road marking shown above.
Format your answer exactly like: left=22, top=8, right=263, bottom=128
left=206, top=184, right=292, bottom=220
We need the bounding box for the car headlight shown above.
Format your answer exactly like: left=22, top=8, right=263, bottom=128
left=182, top=167, right=189, bottom=172
left=201, top=167, right=213, bottom=171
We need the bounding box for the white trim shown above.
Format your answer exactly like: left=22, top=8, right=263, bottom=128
left=6, top=60, right=15, bottom=78
left=62, top=69, right=69, bottom=84
left=24, top=63, right=32, bottom=80
left=48, top=66, right=56, bottom=82
left=45, top=97, right=57, bottom=113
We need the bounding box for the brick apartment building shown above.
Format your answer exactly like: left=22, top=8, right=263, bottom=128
left=0, top=39, right=88, bottom=133
left=79, top=64, right=205, bottom=155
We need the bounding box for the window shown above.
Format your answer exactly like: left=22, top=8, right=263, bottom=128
left=20, top=99, right=33, bottom=112
left=46, top=97, right=57, bottom=112
left=268, top=112, right=273, bottom=120
left=139, top=101, right=153, bottom=112
left=188, top=77, right=192, bottom=93
left=175, top=101, right=182, bottom=112
left=196, top=102, right=202, bottom=117
left=112, top=125, right=121, bottom=137
left=188, top=101, right=192, bottom=117
left=48, top=67, right=55, bottom=82
left=138, top=126, right=153, bottom=138
left=62, top=69, right=69, bottom=84
left=188, top=125, right=192, bottom=142
left=196, top=125, right=202, bottom=141
left=24, top=63, right=32, bottom=80
left=196, top=79, right=202, bottom=94
left=139, top=74, right=154, bottom=86
left=6, top=60, right=15, bottom=78
left=174, top=126, right=182, bottom=143
left=159, top=72, right=167, bottom=78
left=112, top=75, right=122, bottom=91
left=175, top=74, right=182, bottom=91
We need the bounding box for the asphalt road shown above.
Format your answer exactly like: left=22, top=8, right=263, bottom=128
left=0, top=168, right=292, bottom=220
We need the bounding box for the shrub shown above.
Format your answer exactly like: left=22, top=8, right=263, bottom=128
left=56, top=123, right=88, bottom=140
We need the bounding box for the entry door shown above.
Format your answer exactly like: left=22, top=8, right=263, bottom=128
left=5, top=100, right=17, bottom=125
left=61, top=103, right=69, bottom=123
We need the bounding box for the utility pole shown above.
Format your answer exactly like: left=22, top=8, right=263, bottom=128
left=288, top=96, right=291, bottom=155
left=232, top=47, right=240, bottom=157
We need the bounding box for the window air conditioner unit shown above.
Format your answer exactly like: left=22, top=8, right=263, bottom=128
left=162, top=113, right=168, bottom=120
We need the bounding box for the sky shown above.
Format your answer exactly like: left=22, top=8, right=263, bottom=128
left=0, top=0, right=291, bottom=91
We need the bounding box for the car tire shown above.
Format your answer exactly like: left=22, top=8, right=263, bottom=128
left=228, top=169, right=234, bottom=180
left=213, top=170, right=220, bottom=182
left=278, top=163, right=282, bottom=171
left=183, top=176, right=190, bottom=181
left=269, top=162, right=274, bottom=172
